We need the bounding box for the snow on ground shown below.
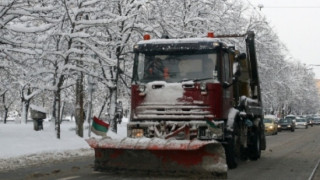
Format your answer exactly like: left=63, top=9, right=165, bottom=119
left=0, top=118, right=128, bottom=172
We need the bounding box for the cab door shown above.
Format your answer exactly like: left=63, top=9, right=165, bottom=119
left=222, top=51, right=233, bottom=118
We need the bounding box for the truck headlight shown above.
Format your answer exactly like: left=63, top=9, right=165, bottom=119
left=268, top=126, right=273, bottom=130
left=138, top=85, right=146, bottom=92
left=287, top=125, right=291, bottom=128
left=200, top=83, right=207, bottom=91
left=200, top=83, right=207, bottom=95
left=138, top=84, right=146, bottom=96
left=132, top=129, right=144, bottom=138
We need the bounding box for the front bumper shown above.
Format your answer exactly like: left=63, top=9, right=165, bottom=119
left=280, top=125, right=293, bottom=130
left=295, top=124, right=307, bottom=128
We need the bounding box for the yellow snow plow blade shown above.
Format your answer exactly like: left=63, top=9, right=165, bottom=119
left=86, top=137, right=227, bottom=178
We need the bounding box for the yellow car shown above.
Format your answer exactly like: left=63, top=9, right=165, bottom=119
left=263, top=115, right=278, bottom=135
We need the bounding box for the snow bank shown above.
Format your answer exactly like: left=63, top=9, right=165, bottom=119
left=0, top=118, right=128, bottom=172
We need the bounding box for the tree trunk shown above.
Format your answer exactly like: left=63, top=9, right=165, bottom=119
left=86, top=76, right=94, bottom=137
left=108, top=47, right=122, bottom=133
left=108, top=87, right=117, bottom=133
left=51, top=92, right=57, bottom=126
left=51, top=91, right=61, bottom=138
left=75, top=72, right=85, bottom=137
left=21, top=100, right=30, bottom=124
left=3, top=107, right=8, bottom=124
left=98, top=95, right=108, bottom=118
left=56, top=92, right=61, bottom=139
left=1, top=92, right=8, bottom=124
left=60, top=101, right=65, bottom=123
left=21, top=87, right=31, bottom=124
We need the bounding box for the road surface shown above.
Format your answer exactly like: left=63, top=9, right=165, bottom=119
left=1, top=126, right=320, bottom=180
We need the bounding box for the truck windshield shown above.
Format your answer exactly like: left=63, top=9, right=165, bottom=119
left=136, top=52, right=218, bottom=83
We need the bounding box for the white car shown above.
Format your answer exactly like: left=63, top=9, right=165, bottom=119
left=295, top=118, right=308, bottom=129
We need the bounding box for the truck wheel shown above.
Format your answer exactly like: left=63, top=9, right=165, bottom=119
left=248, top=131, right=261, bottom=161
left=223, top=136, right=237, bottom=169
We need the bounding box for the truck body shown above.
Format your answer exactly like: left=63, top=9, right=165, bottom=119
left=87, top=31, right=266, bottom=177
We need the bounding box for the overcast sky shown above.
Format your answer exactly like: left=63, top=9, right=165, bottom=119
left=248, top=0, right=320, bottom=78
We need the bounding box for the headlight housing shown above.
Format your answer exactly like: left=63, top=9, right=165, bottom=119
left=200, top=83, right=207, bottom=95
left=131, top=129, right=144, bottom=138
left=200, top=83, right=207, bottom=91
left=138, top=84, right=146, bottom=92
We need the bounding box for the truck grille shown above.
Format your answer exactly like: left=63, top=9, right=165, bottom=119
left=133, top=104, right=214, bottom=120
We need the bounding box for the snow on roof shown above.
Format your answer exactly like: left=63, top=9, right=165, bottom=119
left=30, top=104, right=47, bottom=113
left=264, top=114, right=277, bottom=119
left=137, top=37, right=221, bottom=45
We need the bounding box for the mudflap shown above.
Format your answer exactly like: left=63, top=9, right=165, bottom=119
left=86, top=137, right=227, bottom=178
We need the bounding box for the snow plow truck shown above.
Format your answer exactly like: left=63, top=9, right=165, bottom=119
left=87, top=31, right=266, bottom=178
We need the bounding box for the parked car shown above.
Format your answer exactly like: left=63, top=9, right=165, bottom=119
left=278, top=116, right=296, bottom=132
left=313, top=117, right=320, bottom=125
left=263, top=115, right=278, bottom=135
left=295, top=118, right=308, bottom=129
left=306, top=116, right=314, bottom=127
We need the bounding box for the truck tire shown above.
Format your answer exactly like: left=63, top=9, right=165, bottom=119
left=248, top=131, right=261, bottom=161
left=223, top=135, right=237, bottom=169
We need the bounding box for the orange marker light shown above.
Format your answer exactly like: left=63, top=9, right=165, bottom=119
left=208, top=32, right=214, bottom=38
left=144, top=34, right=151, bottom=40
left=163, top=67, right=169, bottom=80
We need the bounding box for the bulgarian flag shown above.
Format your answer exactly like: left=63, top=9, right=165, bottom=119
left=91, top=116, right=110, bottom=137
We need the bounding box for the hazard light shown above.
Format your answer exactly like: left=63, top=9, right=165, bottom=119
left=208, top=32, right=214, bottom=38
left=144, top=34, right=151, bottom=40
left=132, top=129, right=144, bottom=138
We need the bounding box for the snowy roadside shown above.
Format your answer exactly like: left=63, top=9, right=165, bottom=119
left=0, top=148, right=94, bottom=172
left=0, top=119, right=128, bottom=172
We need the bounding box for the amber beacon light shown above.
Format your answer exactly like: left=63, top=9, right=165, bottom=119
left=143, top=34, right=151, bottom=40
left=207, top=32, right=215, bottom=38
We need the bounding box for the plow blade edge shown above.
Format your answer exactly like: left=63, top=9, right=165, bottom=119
left=86, top=137, right=227, bottom=177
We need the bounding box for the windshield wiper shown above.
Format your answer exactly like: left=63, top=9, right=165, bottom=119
left=179, top=77, right=213, bottom=82
left=194, top=77, right=213, bottom=82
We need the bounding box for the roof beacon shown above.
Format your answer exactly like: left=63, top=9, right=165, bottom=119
left=144, top=34, right=151, bottom=40
left=208, top=32, right=214, bottom=38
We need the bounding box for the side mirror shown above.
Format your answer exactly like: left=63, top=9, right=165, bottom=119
left=238, top=53, right=246, bottom=60
left=222, top=81, right=231, bottom=88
